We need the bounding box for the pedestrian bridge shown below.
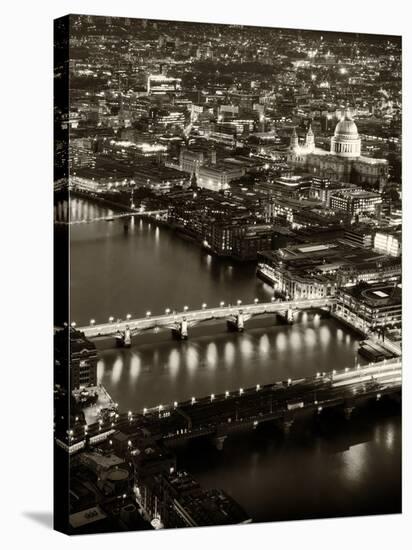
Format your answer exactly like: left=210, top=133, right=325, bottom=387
left=77, top=297, right=334, bottom=342
left=54, top=209, right=167, bottom=225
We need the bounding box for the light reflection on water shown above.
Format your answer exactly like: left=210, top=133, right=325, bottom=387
left=69, top=199, right=274, bottom=326
left=97, top=317, right=361, bottom=412
left=69, top=198, right=400, bottom=521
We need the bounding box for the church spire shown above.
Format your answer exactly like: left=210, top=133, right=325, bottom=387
left=305, top=123, right=315, bottom=152
left=290, top=126, right=298, bottom=149
left=190, top=171, right=198, bottom=190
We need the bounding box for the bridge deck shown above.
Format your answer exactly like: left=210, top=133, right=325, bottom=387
left=77, top=297, right=333, bottom=338
left=62, top=359, right=401, bottom=451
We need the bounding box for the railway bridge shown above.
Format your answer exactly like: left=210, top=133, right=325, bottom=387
left=58, top=358, right=401, bottom=454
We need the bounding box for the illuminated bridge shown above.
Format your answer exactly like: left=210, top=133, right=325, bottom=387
left=76, top=297, right=335, bottom=344
left=54, top=209, right=168, bottom=226
left=58, top=358, right=401, bottom=453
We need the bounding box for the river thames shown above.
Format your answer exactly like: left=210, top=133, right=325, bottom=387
left=68, top=197, right=401, bottom=522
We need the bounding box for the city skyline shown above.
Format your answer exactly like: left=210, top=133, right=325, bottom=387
left=54, top=14, right=402, bottom=535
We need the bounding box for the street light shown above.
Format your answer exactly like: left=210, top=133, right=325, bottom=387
left=146, top=311, right=151, bottom=317
left=271, top=297, right=275, bottom=303
left=237, top=299, right=242, bottom=306
left=183, top=305, right=189, bottom=312
left=109, top=316, right=114, bottom=323
left=143, top=408, right=147, bottom=415
left=210, top=394, right=215, bottom=401
left=254, top=298, right=259, bottom=304
left=173, top=401, right=178, bottom=408
left=239, top=388, right=244, bottom=395
left=220, top=301, right=225, bottom=307
left=71, top=321, right=76, bottom=328
left=256, top=384, right=260, bottom=391
left=202, top=303, right=207, bottom=309
left=191, top=397, right=196, bottom=404
left=165, top=308, right=170, bottom=315
left=126, top=314, right=132, bottom=320
left=90, top=319, right=95, bottom=326
left=225, top=391, right=229, bottom=398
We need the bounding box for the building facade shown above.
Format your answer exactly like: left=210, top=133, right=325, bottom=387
left=288, top=109, right=388, bottom=189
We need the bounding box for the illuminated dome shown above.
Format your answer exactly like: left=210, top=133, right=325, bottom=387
left=330, top=108, right=361, bottom=158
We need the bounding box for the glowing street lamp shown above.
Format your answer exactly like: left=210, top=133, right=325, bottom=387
left=143, top=407, right=147, bottom=415
left=254, top=298, right=259, bottom=304
left=146, top=311, right=151, bottom=318
left=237, top=299, right=242, bottom=306
left=109, top=316, right=114, bottom=323
left=191, top=397, right=196, bottom=404
left=90, top=319, right=95, bottom=326
left=210, top=394, right=215, bottom=401
left=271, top=297, right=275, bottom=303
left=239, top=388, right=244, bottom=395
left=220, top=301, right=225, bottom=307
left=183, top=305, right=189, bottom=312
left=126, top=313, right=132, bottom=320
left=173, top=401, right=178, bottom=408
left=202, top=303, right=207, bottom=309
left=71, top=321, right=76, bottom=328
left=165, top=308, right=170, bottom=315
left=225, top=391, right=229, bottom=398
left=256, top=384, right=260, bottom=391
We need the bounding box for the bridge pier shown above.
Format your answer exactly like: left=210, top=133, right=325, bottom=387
left=278, top=308, right=295, bottom=325
left=172, top=318, right=188, bottom=340
left=115, top=326, right=132, bottom=348
left=226, top=310, right=244, bottom=332
left=278, top=417, right=294, bottom=437
left=343, top=406, right=355, bottom=421
left=213, top=435, right=227, bottom=451
left=286, top=307, right=294, bottom=324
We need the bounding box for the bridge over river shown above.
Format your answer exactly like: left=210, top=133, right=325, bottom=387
left=58, top=358, right=401, bottom=453
left=76, top=297, right=334, bottom=344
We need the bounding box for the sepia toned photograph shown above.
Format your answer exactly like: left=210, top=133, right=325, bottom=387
left=53, top=14, right=402, bottom=535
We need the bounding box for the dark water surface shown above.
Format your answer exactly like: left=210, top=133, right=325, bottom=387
left=68, top=198, right=401, bottom=522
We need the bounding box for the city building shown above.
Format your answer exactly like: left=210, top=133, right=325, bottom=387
left=197, top=163, right=245, bottom=191
left=288, top=109, right=388, bottom=189
left=329, top=189, right=382, bottom=217
left=147, top=74, right=182, bottom=95
left=336, top=282, right=402, bottom=332
left=374, top=228, right=402, bottom=257
left=55, top=328, right=98, bottom=391
left=257, top=240, right=401, bottom=299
